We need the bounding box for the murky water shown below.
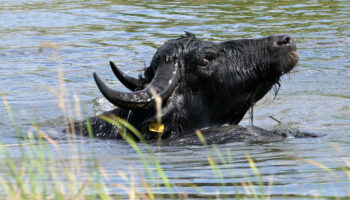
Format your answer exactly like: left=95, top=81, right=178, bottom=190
left=0, top=0, right=349, bottom=198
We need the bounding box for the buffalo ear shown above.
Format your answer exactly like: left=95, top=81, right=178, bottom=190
left=181, top=31, right=197, bottom=39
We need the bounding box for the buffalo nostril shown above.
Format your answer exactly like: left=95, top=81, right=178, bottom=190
left=277, top=36, right=291, bottom=46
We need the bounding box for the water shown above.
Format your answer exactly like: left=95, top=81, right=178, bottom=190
left=0, top=0, right=349, bottom=198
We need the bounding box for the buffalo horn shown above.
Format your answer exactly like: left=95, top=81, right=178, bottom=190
left=109, top=61, right=142, bottom=91
left=94, top=62, right=180, bottom=109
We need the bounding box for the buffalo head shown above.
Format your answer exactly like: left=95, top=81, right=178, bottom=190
left=90, top=32, right=298, bottom=140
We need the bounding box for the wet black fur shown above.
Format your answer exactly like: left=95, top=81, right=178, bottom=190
left=71, top=32, right=300, bottom=142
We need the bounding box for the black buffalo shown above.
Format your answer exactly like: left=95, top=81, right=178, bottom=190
left=72, top=32, right=304, bottom=143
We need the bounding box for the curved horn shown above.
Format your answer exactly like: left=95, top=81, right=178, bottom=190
left=110, top=61, right=143, bottom=91
left=94, top=62, right=180, bottom=109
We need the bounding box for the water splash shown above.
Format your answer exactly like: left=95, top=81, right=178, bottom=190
left=249, top=104, right=254, bottom=126
left=123, top=110, right=132, bottom=136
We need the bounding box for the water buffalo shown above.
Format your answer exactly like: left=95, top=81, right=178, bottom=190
left=71, top=32, right=309, bottom=143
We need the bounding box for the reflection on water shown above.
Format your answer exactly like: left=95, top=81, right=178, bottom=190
left=0, top=0, right=349, bottom=198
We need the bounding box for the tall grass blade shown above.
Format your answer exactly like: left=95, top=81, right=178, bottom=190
left=246, top=153, right=265, bottom=200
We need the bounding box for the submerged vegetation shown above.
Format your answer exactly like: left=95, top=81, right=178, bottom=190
left=1, top=71, right=350, bottom=200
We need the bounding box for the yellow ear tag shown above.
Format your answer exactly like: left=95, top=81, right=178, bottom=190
left=149, top=122, right=165, bottom=133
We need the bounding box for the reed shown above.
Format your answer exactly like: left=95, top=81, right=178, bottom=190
left=1, top=69, right=350, bottom=199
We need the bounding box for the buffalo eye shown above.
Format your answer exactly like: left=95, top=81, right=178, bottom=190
left=200, top=58, right=210, bottom=68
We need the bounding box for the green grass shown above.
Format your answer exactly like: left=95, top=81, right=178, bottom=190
left=2, top=110, right=350, bottom=200
left=1, top=73, right=350, bottom=199
left=0, top=94, right=266, bottom=199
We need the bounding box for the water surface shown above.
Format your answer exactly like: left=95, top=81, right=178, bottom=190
left=0, top=0, right=349, bottom=198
